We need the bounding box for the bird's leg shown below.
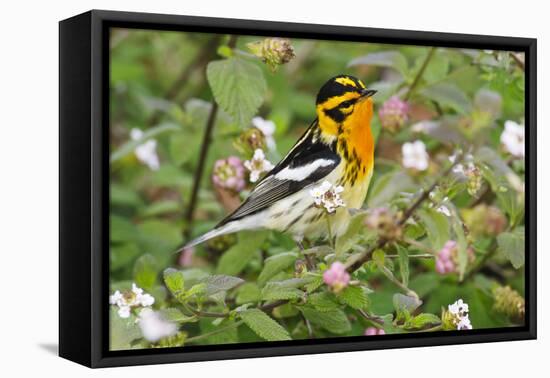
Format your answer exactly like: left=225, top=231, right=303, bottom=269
left=294, top=235, right=315, bottom=271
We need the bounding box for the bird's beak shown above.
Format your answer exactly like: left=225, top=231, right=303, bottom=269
left=360, top=89, right=377, bottom=99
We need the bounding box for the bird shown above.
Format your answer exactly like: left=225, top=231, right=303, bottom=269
left=183, top=74, right=376, bottom=249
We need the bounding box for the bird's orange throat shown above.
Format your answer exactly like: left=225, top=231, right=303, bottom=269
left=337, top=98, right=375, bottom=185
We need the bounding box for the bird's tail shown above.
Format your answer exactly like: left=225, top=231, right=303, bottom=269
left=178, top=221, right=242, bottom=251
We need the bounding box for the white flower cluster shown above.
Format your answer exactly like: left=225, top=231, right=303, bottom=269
left=310, top=181, right=346, bottom=213
left=109, top=283, right=155, bottom=318
left=244, top=148, right=275, bottom=183
left=500, top=120, right=524, bottom=158
left=130, top=128, right=160, bottom=171
left=252, top=116, right=277, bottom=151
left=402, top=140, right=429, bottom=171
left=137, top=308, right=178, bottom=343
left=448, top=299, right=473, bottom=330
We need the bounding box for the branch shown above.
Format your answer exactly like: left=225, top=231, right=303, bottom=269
left=509, top=52, right=525, bottom=71
left=404, top=47, right=436, bottom=101
left=345, top=153, right=463, bottom=273
left=184, top=35, right=238, bottom=241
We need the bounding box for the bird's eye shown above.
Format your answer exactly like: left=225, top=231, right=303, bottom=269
left=339, top=99, right=355, bottom=113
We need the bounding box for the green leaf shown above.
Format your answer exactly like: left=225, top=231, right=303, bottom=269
left=339, top=286, right=369, bottom=310
left=137, top=220, right=183, bottom=259
left=258, top=252, right=298, bottom=286
left=396, top=245, right=410, bottom=288
left=139, top=200, right=181, bottom=218
left=304, top=275, right=324, bottom=293
left=207, top=57, right=267, bottom=127
left=236, top=283, right=261, bottom=305
left=419, top=83, right=472, bottom=114
left=405, top=313, right=441, bottom=330
left=417, top=208, right=450, bottom=250
left=199, top=318, right=239, bottom=345
left=159, top=308, right=197, bottom=323
left=309, top=292, right=340, bottom=312
left=202, top=275, right=244, bottom=296
left=133, top=254, right=158, bottom=291
left=111, top=215, right=138, bottom=242
left=299, top=307, right=351, bottom=334
left=348, top=51, right=409, bottom=77
left=110, top=123, right=179, bottom=163
left=497, top=227, right=525, bottom=269
left=216, top=231, right=268, bottom=275
left=335, top=210, right=369, bottom=255
left=367, top=171, right=415, bottom=207
left=239, top=309, right=291, bottom=341
left=261, top=282, right=305, bottom=301
left=109, top=308, right=141, bottom=350
left=393, top=293, right=422, bottom=314
left=163, top=268, right=185, bottom=297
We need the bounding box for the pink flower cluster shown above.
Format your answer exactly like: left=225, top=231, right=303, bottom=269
left=323, top=262, right=350, bottom=292
left=435, top=240, right=457, bottom=274
left=212, top=156, right=246, bottom=192
left=364, top=327, right=386, bottom=336
left=378, top=96, right=409, bottom=133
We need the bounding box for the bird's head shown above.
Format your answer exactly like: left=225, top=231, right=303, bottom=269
left=315, top=75, right=377, bottom=138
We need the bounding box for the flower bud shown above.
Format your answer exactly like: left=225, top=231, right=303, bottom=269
left=493, top=285, right=525, bottom=323
left=235, top=127, right=267, bottom=156
left=323, top=262, right=350, bottom=293
left=378, top=96, right=409, bottom=133
left=364, top=327, right=386, bottom=336
left=212, top=156, right=246, bottom=193
left=365, top=207, right=402, bottom=240
left=247, top=38, right=295, bottom=71
left=462, top=204, right=507, bottom=238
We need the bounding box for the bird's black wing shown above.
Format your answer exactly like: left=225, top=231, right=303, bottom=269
left=217, top=120, right=340, bottom=226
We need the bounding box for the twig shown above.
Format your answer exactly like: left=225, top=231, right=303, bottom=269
left=509, top=52, right=525, bottom=71
left=359, top=309, right=385, bottom=326
left=404, top=47, right=436, bottom=101
left=401, top=237, right=436, bottom=255
left=345, top=153, right=463, bottom=273
left=184, top=35, right=238, bottom=241
left=378, top=264, right=418, bottom=298
left=385, top=253, right=433, bottom=259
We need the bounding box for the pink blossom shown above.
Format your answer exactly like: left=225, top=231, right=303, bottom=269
left=435, top=240, right=457, bottom=275
left=378, top=96, right=409, bottom=133
left=364, top=327, right=386, bottom=336
left=212, top=156, right=246, bottom=192
left=323, top=262, right=350, bottom=292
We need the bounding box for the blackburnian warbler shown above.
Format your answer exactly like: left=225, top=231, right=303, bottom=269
left=185, top=75, right=376, bottom=248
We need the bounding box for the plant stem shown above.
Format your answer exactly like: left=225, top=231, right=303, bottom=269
left=186, top=320, right=243, bottom=344
left=509, top=52, right=525, bottom=71
left=345, top=153, right=464, bottom=273
left=379, top=264, right=418, bottom=299
left=404, top=47, right=436, bottom=101
left=402, top=237, right=436, bottom=255
left=183, top=35, right=238, bottom=241
left=385, top=253, right=434, bottom=259
left=359, top=309, right=385, bottom=326
left=326, top=214, right=334, bottom=249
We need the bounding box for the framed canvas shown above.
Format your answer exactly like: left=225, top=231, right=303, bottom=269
left=59, top=10, right=536, bottom=368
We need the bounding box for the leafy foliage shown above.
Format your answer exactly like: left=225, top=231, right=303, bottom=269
left=109, top=30, right=526, bottom=349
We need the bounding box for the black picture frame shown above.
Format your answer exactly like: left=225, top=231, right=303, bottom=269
left=59, top=9, right=537, bottom=368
